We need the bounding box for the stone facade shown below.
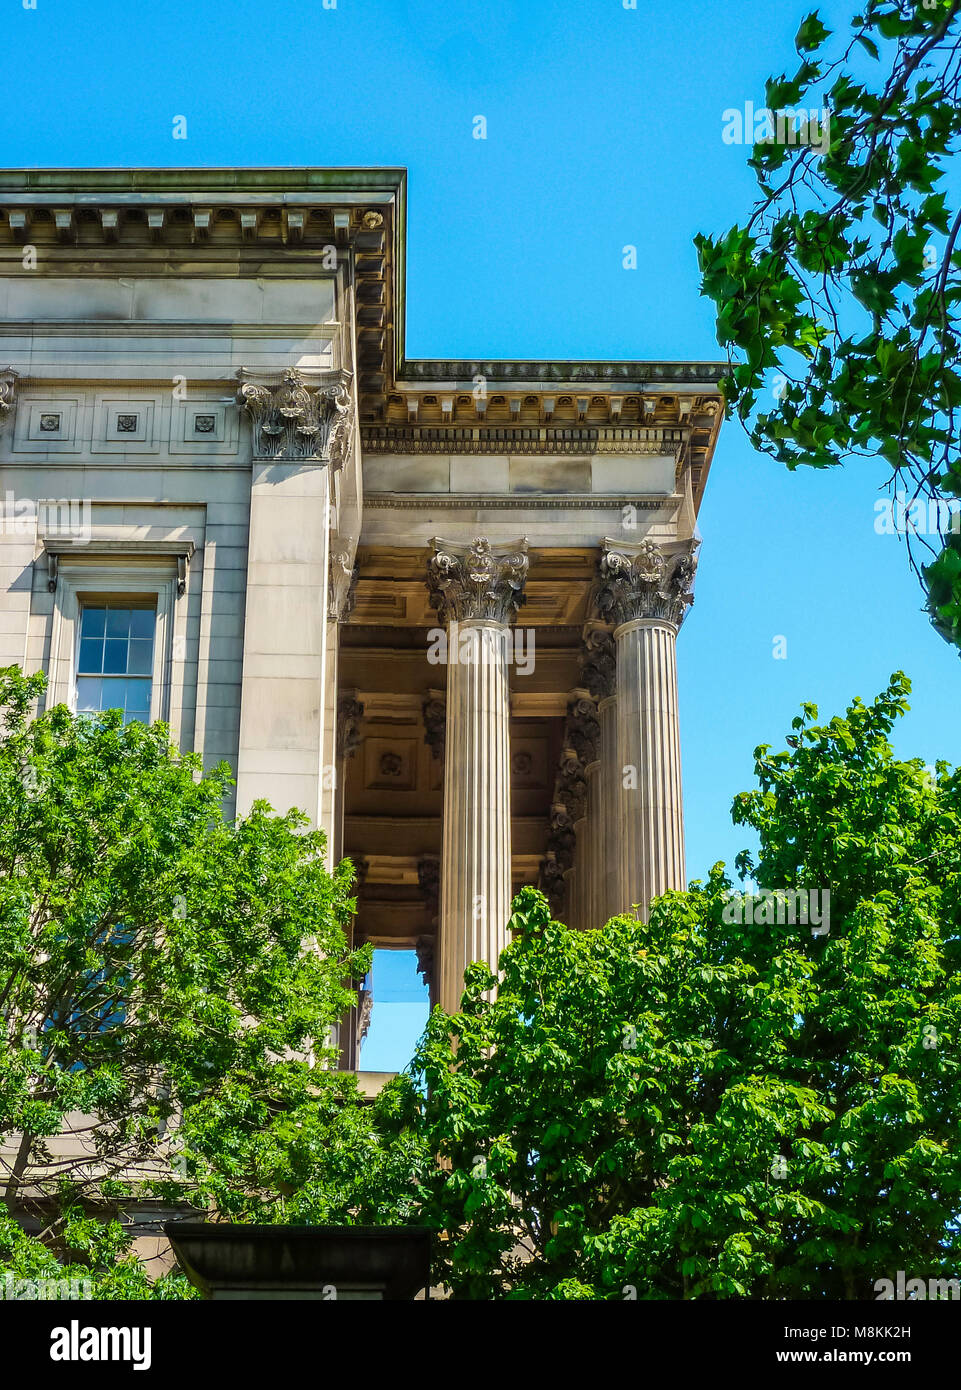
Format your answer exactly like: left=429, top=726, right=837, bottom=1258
left=0, top=168, right=723, bottom=1051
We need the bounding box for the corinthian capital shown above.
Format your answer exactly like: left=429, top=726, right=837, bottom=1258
left=0, top=370, right=18, bottom=428
left=597, top=538, right=699, bottom=629
left=426, top=537, right=529, bottom=625
left=237, top=367, right=353, bottom=464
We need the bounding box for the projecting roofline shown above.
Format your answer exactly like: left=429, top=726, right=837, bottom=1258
left=0, top=167, right=725, bottom=507
left=0, top=167, right=408, bottom=197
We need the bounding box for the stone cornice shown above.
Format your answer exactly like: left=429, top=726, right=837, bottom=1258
left=0, top=168, right=724, bottom=511
left=0, top=168, right=401, bottom=424
left=427, top=537, right=529, bottom=626
left=398, top=360, right=726, bottom=386
left=0, top=167, right=407, bottom=196
left=363, top=494, right=678, bottom=511
left=362, top=426, right=688, bottom=454
left=597, top=538, right=700, bottom=629
left=364, top=397, right=721, bottom=509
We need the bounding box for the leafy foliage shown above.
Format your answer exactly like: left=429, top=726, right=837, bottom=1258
left=0, top=666, right=423, bottom=1296
left=695, top=2, right=961, bottom=646
left=389, top=674, right=961, bottom=1298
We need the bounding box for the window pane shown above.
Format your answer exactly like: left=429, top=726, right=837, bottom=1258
left=78, top=638, right=104, bottom=674
left=100, top=677, right=129, bottom=710
left=125, top=680, right=151, bottom=712
left=77, top=607, right=156, bottom=722
left=102, top=639, right=128, bottom=675
left=127, top=639, right=153, bottom=676
left=80, top=607, right=106, bottom=638
left=76, top=677, right=102, bottom=712
left=359, top=950, right=430, bottom=1073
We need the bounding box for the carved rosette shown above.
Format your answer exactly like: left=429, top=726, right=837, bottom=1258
left=597, top=538, right=699, bottom=629
left=426, top=537, right=529, bottom=626
left=336, top=694, right=364, bottom=761
left=238, top=368, right=354, bottom=465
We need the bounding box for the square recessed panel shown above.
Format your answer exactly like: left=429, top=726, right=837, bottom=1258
left=510, top=737, right=549, bottom=790
left=94, top=396, right=159, bottom=453
left=169, top=400, right=240, bottom=456
left=13, top=396, right=84, bottom=453
left=364, top=737, right=417, bottom=792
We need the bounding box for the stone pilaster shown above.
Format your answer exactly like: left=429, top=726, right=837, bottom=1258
left=427, top=537, right=528, bottom=1013
left=598, top=539, right=698, bottom=920
left=321, top=549, right=358, bottom=868
left=235, top=369, right=354, bottom=826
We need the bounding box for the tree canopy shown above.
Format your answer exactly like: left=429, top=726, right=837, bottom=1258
left=388, top=673, right=961, bottom=1297
left=0, top=666, right=417, bottom=1298
left=696, top=1, right=961, bottom=647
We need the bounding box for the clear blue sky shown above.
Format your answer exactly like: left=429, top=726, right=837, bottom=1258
left=9, top=0, right=960, bottom=1069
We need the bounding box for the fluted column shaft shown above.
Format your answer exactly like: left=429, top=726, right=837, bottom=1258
left=438, top=618, right=513, bottom=1013
left=428, top=537, right=528, bottom=1014
left=615, top=618, right=685, bottom=918
left=598, top=538, right=698, bottom=921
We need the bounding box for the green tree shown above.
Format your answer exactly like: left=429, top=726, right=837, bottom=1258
left=0, top=666, right=421, bottom=1299
left=391, top=673, right=961, bottom=1298
left=695, top=1, right=961, bottom=646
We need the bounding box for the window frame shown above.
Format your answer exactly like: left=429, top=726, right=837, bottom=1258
left=75, top=601, right=159, bottom=725
left=47, top=560, right=179, bottom=724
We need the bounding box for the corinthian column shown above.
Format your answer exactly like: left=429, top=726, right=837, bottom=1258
left=427, top=537, right=528, bottom=1014
left=598, top=539, right=698, bottom=920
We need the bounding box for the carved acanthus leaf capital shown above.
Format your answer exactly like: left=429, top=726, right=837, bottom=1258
left=237, top=368, right=354, bottom=464
left=0, top=370, right=18, bottom=427
left=427, top=537, right=529, bottom=625
left=597, top=538, right=699, bottom=628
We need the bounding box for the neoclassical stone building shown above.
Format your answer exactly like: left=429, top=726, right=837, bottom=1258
left=0, top=168, right=723, bottom=1061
